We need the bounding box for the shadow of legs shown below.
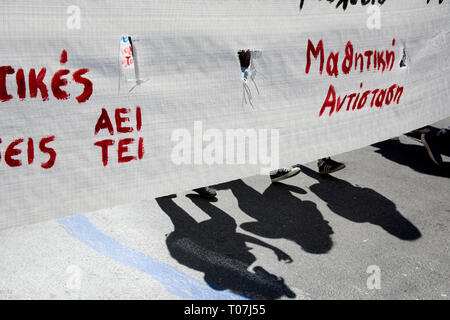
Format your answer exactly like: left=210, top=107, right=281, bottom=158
left=300, top=166, right=422, bottom=241
left=155, top=195, right=296, bottom=299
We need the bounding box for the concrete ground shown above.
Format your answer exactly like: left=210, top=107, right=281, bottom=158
left=0, top=120, right=449, bottom=300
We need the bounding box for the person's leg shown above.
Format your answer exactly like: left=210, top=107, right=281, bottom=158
left=193, top=186, right=217, bottom=199
left=317, top=157, right=345, bottom=174
left=270, top=167, right=301, bottom=183
left=421, top=126, right=449, bottom=165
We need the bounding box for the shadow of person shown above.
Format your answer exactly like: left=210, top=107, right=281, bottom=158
left=404, top=126, right=450, bottom=157
left=155, top=194, right=296, bottom=300
left=214, top=179, right=334, bottom=254
left=372, top=139, right=450, bottom=178
left=299, top=165, right=422, bottom=241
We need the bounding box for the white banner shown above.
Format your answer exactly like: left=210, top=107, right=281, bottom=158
left=0, top=0, right=449, bottom=229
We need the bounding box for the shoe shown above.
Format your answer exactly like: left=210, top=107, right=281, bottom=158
left=193, top=186, right=217, bottom=199
left=421, top=133, right=443, bottom=165
left=270, top=167, right=301, bottom=183
left=318, top=158, right=345, bottom=174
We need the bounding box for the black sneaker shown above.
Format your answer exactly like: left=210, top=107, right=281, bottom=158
left=318, top=158, right=345, bottom=174
left=270, top=167, right=301, bottom=183
left=193, top=186, right=217, bottom=199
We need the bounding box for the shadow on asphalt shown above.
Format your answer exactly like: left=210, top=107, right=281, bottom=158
left=156, top=161, right=423, bottom=298
left=215, top=180, right=334, bottom=254
left=299, top=165, right=422, bottom=241
left=156, top=194, right=296, bottom=300
left=372, top=138, right=450, bottom=178
left=403, top=126, right=450, bottom=158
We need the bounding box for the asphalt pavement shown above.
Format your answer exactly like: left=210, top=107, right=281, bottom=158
left=0, top=119, right=449, bottom=300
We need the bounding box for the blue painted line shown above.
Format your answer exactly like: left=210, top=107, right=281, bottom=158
left=58, top=214, right=247, bottom=300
